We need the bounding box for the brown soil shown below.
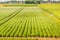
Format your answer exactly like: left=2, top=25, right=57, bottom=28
left=0, top=37, right=60, bottom=40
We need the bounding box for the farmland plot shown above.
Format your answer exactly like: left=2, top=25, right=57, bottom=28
left=0, top=7, right=20, bottom=20
left=39, top=4, right=60, bottom=25
left=0, top=7, right=60, bottom=37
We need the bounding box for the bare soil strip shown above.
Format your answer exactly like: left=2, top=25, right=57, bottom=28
left=38, top=37, right=60, bottom=40
left=0, top=37, right=60, bottom=40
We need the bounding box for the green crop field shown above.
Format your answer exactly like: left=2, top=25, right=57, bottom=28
left=39, top=4, right=60, bottom=24
left=0, top=4, right=60, bottom=40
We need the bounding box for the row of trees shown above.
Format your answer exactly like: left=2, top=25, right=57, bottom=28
left=0, top=0, right=41, bottom=4
left=0, top=0, right=60, bottom=4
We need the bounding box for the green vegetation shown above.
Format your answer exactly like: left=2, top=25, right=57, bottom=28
left=0, top=37, right=38, bottom=40
left=39, top=4, right=60, bottom=19
left=0, top=6, right=60, bottom=38
left=0, top=7, right=21, bottom=20
left=25, top=0, right=40, bottom=4
left=4, top=4, right=37, bottom=7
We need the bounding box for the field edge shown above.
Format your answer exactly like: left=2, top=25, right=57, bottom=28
left=0, top=37, right=60, bottom=40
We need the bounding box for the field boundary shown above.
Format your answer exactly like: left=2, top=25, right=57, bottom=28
left=0, top=37, right=60, bottom=40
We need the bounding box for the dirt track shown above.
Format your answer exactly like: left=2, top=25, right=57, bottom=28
left=0, top=37, right=60, bottom=40
left=38, top=38, right=60, bottom=40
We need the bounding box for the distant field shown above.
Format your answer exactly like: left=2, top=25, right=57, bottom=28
left=0, top=4, right=60, bottom=40
left=39, top=4, right=60, bottom=24
left=39, top=4, right=60, bottom=17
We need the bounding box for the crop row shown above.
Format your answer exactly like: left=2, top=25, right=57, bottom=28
left=0, top=7, right=60, bottom=37
left=0, top=7, right=20, bottom=20
left=0, top=8, right=24, bottom=26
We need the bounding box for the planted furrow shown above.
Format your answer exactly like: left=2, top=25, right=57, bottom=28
left=0, top=18, right=16, bottom=37
left=0, top=8, right=24, bottom=26
left=18, top=17, right=27, bottom=37
left=27, top=17, right=31, bottom=37
left=0, top=8, right=20, bottom=21
left=22, top=17, right=29, bottom=37
left=0, top=7, right=60, bottom=37
left=14, top=18, right=23, bottom=37
left=35, top=17, right=41, bottom=37
left=21, top=17, right=27, bottom=37
left=6, top=19, right=19, bottom=37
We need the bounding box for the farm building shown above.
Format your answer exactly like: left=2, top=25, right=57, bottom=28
left=42, top=0, right=60, bottom=3
left=0, top=0, right=60, bottom=4
left=0, top=0, right=25, bottom=4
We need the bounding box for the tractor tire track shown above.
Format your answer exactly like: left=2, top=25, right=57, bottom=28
left=0, top=8, right=24, bottom=26
left=0, top=8, right=21, bottom=21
